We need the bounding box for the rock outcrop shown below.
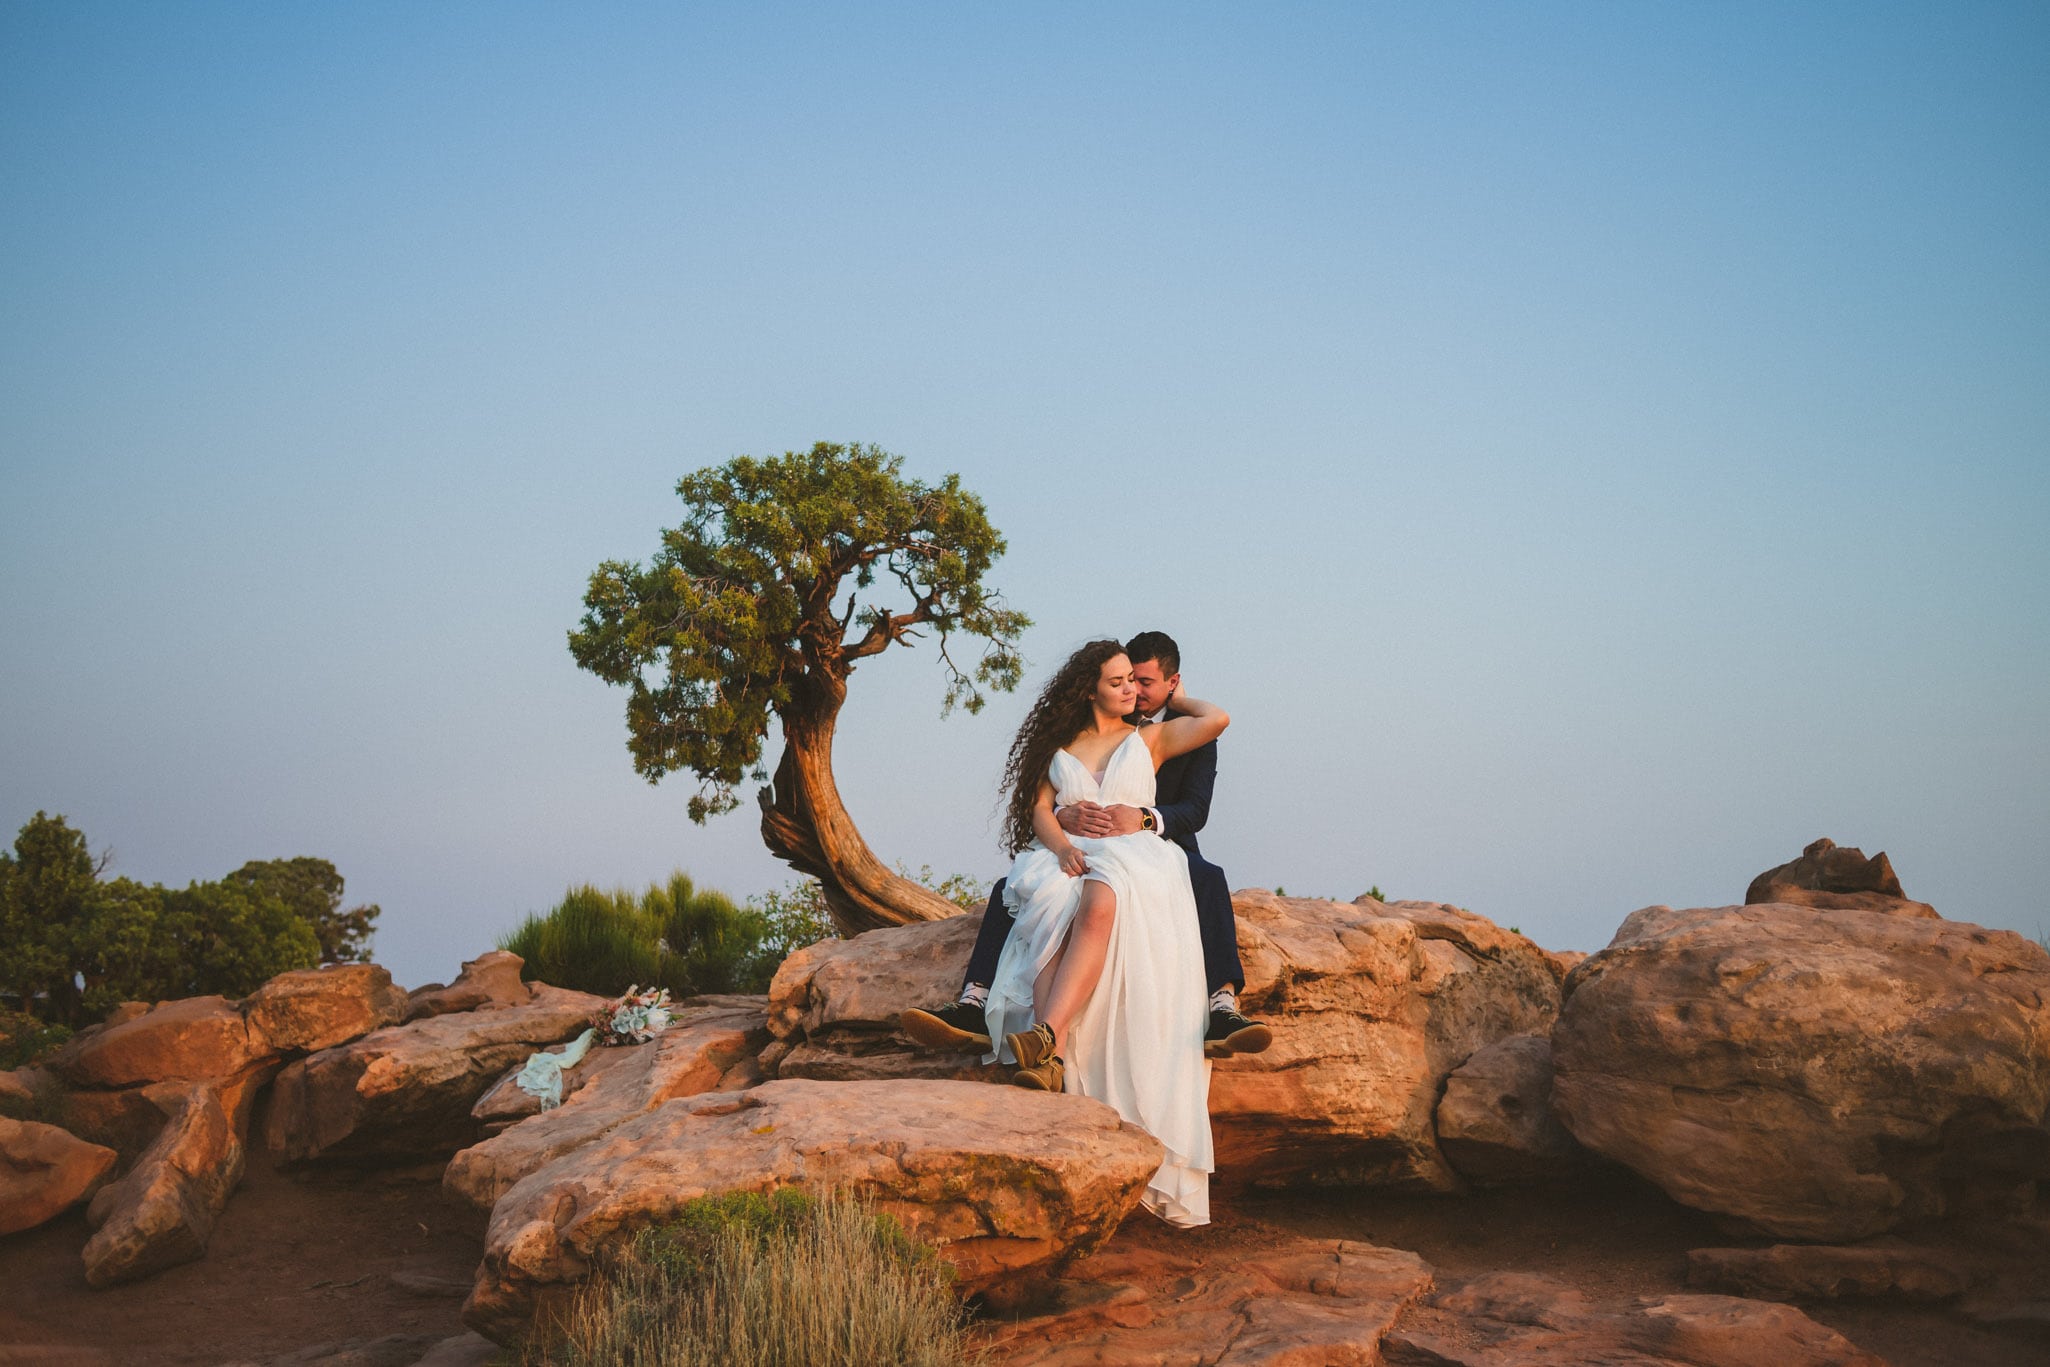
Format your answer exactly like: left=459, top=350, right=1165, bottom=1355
left=242, top=965, right=409, bottom=1053
left=982, top=1236, right=1435, bottom=1366
left=81, top=1081, right=242, bottom=1287
left=463, top=1078, right=1165, bottom=1343
left=1745, top=837, right=1936, bottom=917
left=1383, top=1270, right=1884, bottom=1366
left=444, top=998, right=768, bottom=1209
left=404, top=951, right=531, bottom=1022
left=1213, top=893, right=1562, bottom=1189
left=49, top=996, right=274, bottom=1091
left=765, top=912, right=1009, bottom=1082
left=1434, top=1032, right=1583, bottom=1184
left=1686, top=1242, right=1973, bottom=1303
left=266, top=984, right=606, bottom=1165
left=0, top=1116, right=118, bottom=1235
left=766, top=892, right=1563, bottom=1190
left=1552, top=901, right=2050, bottom=1239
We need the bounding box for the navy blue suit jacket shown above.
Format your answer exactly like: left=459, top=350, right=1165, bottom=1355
left=1151, top=712, right=1218, bottom=861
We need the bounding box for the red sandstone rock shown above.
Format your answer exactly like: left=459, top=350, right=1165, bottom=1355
left=404, top=951, right=531, bottom=1021
left=0, top=1117, right=118, bottom=1236
left=1686, top=1242, right=1973, bottom=1302
left=444, top=999, right=770, bottom=1209
left=0, top=1066, right=43, bottom=1108
left=263, top=985, right=608, bottom=1165
left=1383, top=1270, right=1883, bottom=1366
left=1745, top=837, right=1935, bottom=917
left=1434, top=1032, right=1583, bottom=1184
left=242, top=964, right=408, bottom=1053
left=461, top=1078, right=1164, bottom=1344
left=49, top=996, right=274, bottom=1090
left=765, top=893, right=1562, bottom=1191
left=1552, top=902, right=2050, bottom=1240
left=1210, top=893, right=1562, bottom=1190
left=81, top=1082, right=242, bottom=1287
left=985, top=1237, right=1434, bottom=1366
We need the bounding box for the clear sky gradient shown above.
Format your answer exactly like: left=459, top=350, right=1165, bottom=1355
left=4, top=3, right=2045, bottom=989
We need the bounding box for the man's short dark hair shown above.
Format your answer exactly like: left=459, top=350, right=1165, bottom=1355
left=1124, top=630, right=1180, bottom=677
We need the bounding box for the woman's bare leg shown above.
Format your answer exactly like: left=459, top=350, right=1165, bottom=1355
left=1036, top=881, right=1117, bottom=1048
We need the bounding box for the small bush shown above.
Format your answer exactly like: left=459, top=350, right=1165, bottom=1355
left=746, top=880, right=838, bottom=963
left=519, top=1188, right=980, bottom=1367
left=501, top=873, right=786, bottom=999
left=0, top=1005, right=71, bottom=1072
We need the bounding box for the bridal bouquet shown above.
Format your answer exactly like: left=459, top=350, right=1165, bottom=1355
left=593, top=984, right=674, bottom=1045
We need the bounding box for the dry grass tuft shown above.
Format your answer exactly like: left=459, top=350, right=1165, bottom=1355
left=519, top=1187, right=983, bottom=1367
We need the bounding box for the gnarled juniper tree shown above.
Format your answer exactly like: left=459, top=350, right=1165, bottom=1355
left=569, top=443, right=1028, bottom=935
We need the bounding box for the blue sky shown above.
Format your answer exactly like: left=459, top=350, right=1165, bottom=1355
left=4, top=3, right=2045, bottom=988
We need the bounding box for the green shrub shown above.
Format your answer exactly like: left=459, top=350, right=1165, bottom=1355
left=743, top=866, right=983, bottom=963
left=501, top=873, right=786, bottom=999
left=0, top=1006, right=71, bottom=1072
left=746, top=880, right=838, bottom=964
left=519, top=1188, right=980, bottom=1367
left=500, top=886, right=671, bottom=998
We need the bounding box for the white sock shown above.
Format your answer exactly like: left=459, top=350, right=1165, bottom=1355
left=958, top=983, right=989, bottom=1008
left=1209, top=985, right=1238, bottom=1013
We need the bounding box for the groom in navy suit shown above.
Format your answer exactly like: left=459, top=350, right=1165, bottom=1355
left=900, top=630, right=1271, bottom=1059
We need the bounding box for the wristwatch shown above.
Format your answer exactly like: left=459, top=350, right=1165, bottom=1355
left=1140, top=810, right=1157, bottom=832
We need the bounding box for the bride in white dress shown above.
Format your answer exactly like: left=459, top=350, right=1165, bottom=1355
left=983, top=639, right=1227, bottom=1228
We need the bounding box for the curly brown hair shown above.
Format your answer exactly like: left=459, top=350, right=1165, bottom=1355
left=999, top=639, right=1129, bottom=855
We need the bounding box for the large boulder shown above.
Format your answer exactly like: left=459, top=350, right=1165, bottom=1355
left=444, top=999, right=769, bottom=1209
left=462, top=1078, right=1165, bottom=1343
left=0, top=1116, right=118, bottom=1235
left=1383, top=1270, right=1882, bottom=1366
left=242, top=965, right=409, bottom=1053
left=1434, top=1032, right=1583, bottom=1185
left=264, top=985, right=606, bottom=1165
left=1552, top=902, right=2050, bottom=1239
left=1212, top=893, right=1563, bottom=1190
left=81, top=1081, right=242, bottom=1287
left=765, top=893, right=1563, bottom=1191
left=48, top=996, right=275, bottom=1090
left=1745, top=837, right=1936, bottom=917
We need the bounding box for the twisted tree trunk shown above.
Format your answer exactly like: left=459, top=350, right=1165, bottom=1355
left=757, top=675, right=961, bottom=936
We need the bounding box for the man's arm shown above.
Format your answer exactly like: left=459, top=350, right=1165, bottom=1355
left=1154, top=738, right=1217, bottom=842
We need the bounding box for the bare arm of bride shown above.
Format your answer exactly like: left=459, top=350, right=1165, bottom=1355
left=1032, top=778, right=1090, bottom=875
left=1142, top=691, right=1229, bottom=765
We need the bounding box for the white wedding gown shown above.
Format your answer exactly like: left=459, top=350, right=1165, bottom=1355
left=984, top=730, right=1213, bottom=1227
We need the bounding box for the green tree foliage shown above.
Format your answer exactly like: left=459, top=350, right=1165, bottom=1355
left=569, top=442, right=1028, bottom=935
left=0, top=813, right=329, bottom=1027
left=0, top=812, right=100, bottom=1022
left=742, top=867, right=984, bottom=967
left=499, top=873, right=789, bottom=998
left=225, top=857, right=379, bottom=964
left=0, top=1006, right=72, bottom=1074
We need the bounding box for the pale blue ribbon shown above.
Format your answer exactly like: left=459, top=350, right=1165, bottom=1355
left=514, top=1027, right=597, bottom=1110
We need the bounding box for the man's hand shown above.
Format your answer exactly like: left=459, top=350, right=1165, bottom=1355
left=1056, top=801, right=1147, bottom=838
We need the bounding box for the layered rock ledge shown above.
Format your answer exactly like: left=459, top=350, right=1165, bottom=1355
left=765, top=891, right=1564, bottom=1191
left=463, top=1077, right=1165, bottom=1344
